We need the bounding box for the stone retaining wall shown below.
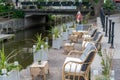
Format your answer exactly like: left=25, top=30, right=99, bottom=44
left=0, top=19, right=24, bottom=33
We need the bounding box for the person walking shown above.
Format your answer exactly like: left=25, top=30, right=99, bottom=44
left=76, top=11, right=82, bottom=24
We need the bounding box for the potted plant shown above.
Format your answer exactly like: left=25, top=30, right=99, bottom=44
left=62, top=24, right=68, bottom=40
left=93, top=49, right=114, bottom=80
left=68, top=22, right=75, bottom=35
left=0, top=45, right=21, bottom=80
left=52, top=26, right=62, bottom=49
left=33, top=34, right=49, bottom=62
left=101, top=49, right=114, bottom=79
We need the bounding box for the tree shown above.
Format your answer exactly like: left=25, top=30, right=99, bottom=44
left=89, top=0, right=104, bottom=17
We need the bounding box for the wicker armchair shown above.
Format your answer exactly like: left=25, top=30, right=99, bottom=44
left=82, top=28, right=98, bottom=41
left=62, top=43, right=97, bottom=80
left=67, top=41, right=90, bottom=56
left=83, top=32, right=103, bottom=50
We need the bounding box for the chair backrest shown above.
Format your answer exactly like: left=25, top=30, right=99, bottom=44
left=89, top=28, right=98, bottom=37
left=76, top=24, right=91, bottom=31
left=80, top=43, right=96, bottom=61
left=81, top=50, right=96, bottom=71
left=81, top=41, right=89, bottom=50
left=95, top=34, right=103, bottom=50
left=83, top=24, right=92, bottom=31
left=92, top=32, right=101, bottom=41
left=96, top=34, right=103, bottom=43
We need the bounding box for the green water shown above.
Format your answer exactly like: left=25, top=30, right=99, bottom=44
left=0, top=25, right=50, bottom=69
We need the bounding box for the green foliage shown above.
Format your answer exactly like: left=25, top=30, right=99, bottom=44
left=0, top=4, right=7, bottom=12
left=81, top=12, right=90, bottom=24
left=0, top=0, right=5, bottom=3
left=0, top=3, right=24, bottom=18
left=0, top=45, right=21, bottom=75
left=93, top=0, right=99, bottom=3
left=12, top=10, right=25, bottom=18
left=100, top=49, right=113, bottom=79
left=95, top=49, right=113, bottom=80
left=70, top=23, right=75, bottom=28
left=98, top=47, right=102, bottom=57
left=53, top=27, right=61, bottom=39
left=103, top=0, right=115, bottom=10
left=62, top=24, right=67, bottom=32
left=35, top=34, right=49, bottom=51
left=0, top=3, right=14, bottom=12
left=95, top=75, right=110, bottom=80
left=48, top=15, right=55, bottom=21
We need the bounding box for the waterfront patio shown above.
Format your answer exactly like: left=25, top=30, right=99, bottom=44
left=19, top=14, right=120, bottom=80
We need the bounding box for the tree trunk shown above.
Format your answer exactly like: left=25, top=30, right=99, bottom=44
left=94, top=0, right=104, bottom=17
left=90, top=0, right=104, bottom=17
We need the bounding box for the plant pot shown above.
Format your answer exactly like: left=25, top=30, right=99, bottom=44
left=0, top=70, right=20, bottom=80
left=91, top=69, right=115, bottom=80
left=68, top=28, right=74, bottom=35
left=52, top=37, right=62, bottom=49
left=33, top=49, right=48, bottom=62
left=62, top=31, right=68, bottom=40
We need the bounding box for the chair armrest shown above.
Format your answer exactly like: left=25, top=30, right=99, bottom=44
left=62, top=60, right=91, bottom=72
left=67, top=50, right=83, bottom=56
left=83, top=37, right=93, bottom=41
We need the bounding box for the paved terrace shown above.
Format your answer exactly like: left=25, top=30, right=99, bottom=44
left=20, top=14, right=120, bottom=80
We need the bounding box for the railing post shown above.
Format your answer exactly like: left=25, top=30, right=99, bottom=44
left=105, top=16, right=108, bottom=37
left=108, top=19, right=112, bottom=43
left=110, top=22, right=115, bottom=49
left=103, top=14, right=105, bottom=32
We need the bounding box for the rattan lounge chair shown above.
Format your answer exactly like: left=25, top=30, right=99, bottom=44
left=67, top=41, right=90, bottom=56
left=83, top=32, right=103, bottom=50
left=82, top=28, right=98, bottom=41
left=62, top=43, right=97, bottom=80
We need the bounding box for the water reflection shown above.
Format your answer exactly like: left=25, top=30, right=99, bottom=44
left=0, top=25, right=48, bottom=69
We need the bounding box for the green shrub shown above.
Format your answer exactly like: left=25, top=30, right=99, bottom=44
left=0, top=44, right=22, bottom=75
left=12, top=10, right=25, bottom=18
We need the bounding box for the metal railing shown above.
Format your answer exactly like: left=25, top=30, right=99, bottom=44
left=0, top=11, right=13, bottom=19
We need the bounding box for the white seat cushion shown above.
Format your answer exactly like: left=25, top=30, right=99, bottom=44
left=64, top=57, right=82, bottom=73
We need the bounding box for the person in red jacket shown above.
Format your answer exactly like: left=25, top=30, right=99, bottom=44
left=76, top=11, right=82, bottom=24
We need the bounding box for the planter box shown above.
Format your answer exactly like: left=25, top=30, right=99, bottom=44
left=68, top=28, right=74, bottom=35
left=52, top=37, right=62, bottom=49
left=33, top=49, right=48, bottom=62
left=62, top=31, right=68, bottom=40
left=0, top=70, right=20, bottom=80
left=91, top=68, right=115, bottom=80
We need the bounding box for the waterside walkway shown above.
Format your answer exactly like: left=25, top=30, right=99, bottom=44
left=20, top=14, right=120, bottom=80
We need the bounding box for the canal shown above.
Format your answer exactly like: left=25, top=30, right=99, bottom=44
left=1, top=25, right=50, bottom=69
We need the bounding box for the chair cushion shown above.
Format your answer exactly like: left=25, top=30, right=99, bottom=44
left=81, top=51, right=95, bottom=71
left=80, top=43, right=96, bottom=61
left=64, top=57, right=82, bottom=73
left=96, top=34, right=102, bottom=43
left=82, top=41, right=89, bottom=49
left=93, top=32, right=101, bottom=41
